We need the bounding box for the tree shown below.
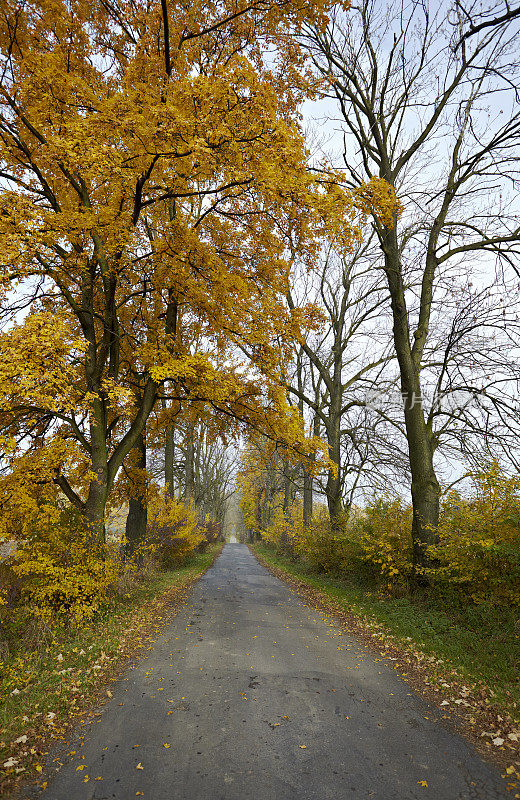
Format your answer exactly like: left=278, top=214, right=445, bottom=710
left=286, top=238, right=394, bottom=525
left=237, top=438, right=286, bottom=541
left=0, top=0, right=375, bottom=541
left=306, top=0, right=520, bottom=568
left=455, top=0, right=520, bottom=44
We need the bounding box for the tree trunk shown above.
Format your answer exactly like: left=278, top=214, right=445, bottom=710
left=83, top=479, right=108, bottom=543
left=83, top=398, right=109, bottom=542
left=125, top=429, right=147, bottom=557
left=303, top=412, right=319, bottom=526
left=381, top=226, right=440, bottom=570
left=303, top=468, right=313, bottom=526
left=283, top=467, right=293, bottom=513
left=405, top=396, right=440, bottom=569
left=325, top=409, right=343, bottom=527
left=76, top=381, right=157, bottom=544
left=184, top=423, right=195, bottom=501
left=281, top=468, right=292, bottom=550
left=164, top=423, right=175, bottom=499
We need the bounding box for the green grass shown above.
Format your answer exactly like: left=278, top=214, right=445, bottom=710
left=0, top=545, right=220, bottom=795
left=252, top=542, right=520, bottom=718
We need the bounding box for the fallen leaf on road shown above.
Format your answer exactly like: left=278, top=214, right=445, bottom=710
left=299, top=745, right=307, bottom=749
left=417, top=780, right=428, bottom=787
left=136, top=763, right=144, bottom=770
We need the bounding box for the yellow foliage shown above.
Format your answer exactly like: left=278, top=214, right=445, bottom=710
left=0, top=437, right=93, bottom=545
left=0, top=0, right=402, bottom=628
left=146, top=489, right=203, bottom=568
left=243, top=441, right=520, bottom=607
left=9, top=507, right=116, bottom=625
left=260, top=501, right=303, bottom=552
left=291, top=507, right=351, bottom=573
left=430, top=463, right=520, bottom=605
left=354, top=497, right=413, bottom=586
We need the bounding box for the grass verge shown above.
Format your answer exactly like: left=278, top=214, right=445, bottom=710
left=0, top=544, right=222, bottom=799
left=251, top=542, right=520, bottom=788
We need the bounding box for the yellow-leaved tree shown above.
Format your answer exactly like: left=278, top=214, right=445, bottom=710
left=0, top=0, right=399, bottom=547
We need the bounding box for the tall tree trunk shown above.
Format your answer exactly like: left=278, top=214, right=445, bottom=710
left=303, top=412, right=319, bottom=526
left=281, top=466, right=292, bottom=550
left=303, top=468, right=313, bottom=526
left=251, top=489, right=262, bottom=542
left=184, top=423, right=195, bottom=501
left=381, top=226, right=440, bottom=569
left=72, top=380, right=157, bottom=545
left=83, top=397, right=109, bottom=542
left=125, top=428, right=147, bottom=557
left=325, top=399, right=343, bottom=527
left=164, top=284, right=178, bottom=499
left=261, top=487, right=268, bottom=532
left=283, top=467, right=292, bottom=513
left=164, top=423, right=175, bottom=499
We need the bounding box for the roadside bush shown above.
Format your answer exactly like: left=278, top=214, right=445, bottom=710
left=249, top=459, right=520, bottom=608
left=430, top=463, right=520, bottom=606
left=259, top=501, right=302, bottom=555
left=198, top=520, right=225, bottom=551
left=354, top=496, right=413, bottom=589
left=146, top=490, right=203, bottom=569
left=294, top=507, right=353, bottom=573
left=260, top=499, right=413, bottom=584
left=8, top=505, right=116, bottom=625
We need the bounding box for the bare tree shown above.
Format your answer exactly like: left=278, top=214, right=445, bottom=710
left=455, top=0, right=520, bottom=45
left=306, top=0, right=520, bottom=568
left=286, top=239, right=395, bottom=523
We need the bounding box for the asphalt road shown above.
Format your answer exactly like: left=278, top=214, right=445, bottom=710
left=38, top=543, right=508, bottom=800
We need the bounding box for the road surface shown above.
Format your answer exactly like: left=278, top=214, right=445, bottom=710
left=37, top=544, right=508, bottom=800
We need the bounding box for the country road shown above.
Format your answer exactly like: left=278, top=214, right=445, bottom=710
left=37, top=544, right=508, bottom=800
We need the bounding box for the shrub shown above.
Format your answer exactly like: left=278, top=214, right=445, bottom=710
left=146, top=491, right=203, bottom=569
left=354, top=496, right=413, bottom=588
left=430, top=463, right=520, bottom=606
left=294, top=507, right=351, bottom=573
left=257, top=500, right=304, bottom=556
left=8, top=505, right=116, bottom=625
left=198, top=520, right=225, bottom=551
